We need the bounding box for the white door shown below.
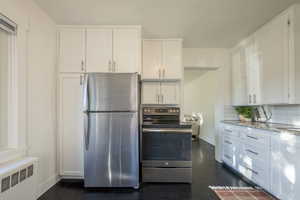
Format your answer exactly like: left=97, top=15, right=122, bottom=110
left=142, top=40, right=162, bottom=79
left=86, top=28, right=113, bottom=72
left=59, top=28, right=86, bottom=73
left=113, top=28, right=140, bottom=73
left=160, top=82, right=180, bottom=105
left=232, top=48, right=247, bottom=106
left=59, top=74, right=84, bottom=177
left=162, top=40, right=182, bottom=79
left=256, top=13, right=290, bottom=104
left=142, top=82, right=160, bottom=104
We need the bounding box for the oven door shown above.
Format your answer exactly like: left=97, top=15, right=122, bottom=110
left=142, top=128, right=192, bottom=167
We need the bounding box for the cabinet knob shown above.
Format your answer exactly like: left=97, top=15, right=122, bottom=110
left=249, top=95, right=252, bottom=104
left=253, top=94, right=256, bottom=104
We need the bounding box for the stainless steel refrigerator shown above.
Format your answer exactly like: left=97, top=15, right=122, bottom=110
left=83, top=73, right=140, bottom=188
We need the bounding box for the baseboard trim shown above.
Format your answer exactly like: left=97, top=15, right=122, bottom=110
left=37, top=174, right=60, bottom=198
left=199, top=136, right=215, bottom=146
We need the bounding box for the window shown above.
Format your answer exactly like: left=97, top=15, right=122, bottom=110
left=0, top=13, right=19, bottom=162
left=0, top=29, right=9, bottom=150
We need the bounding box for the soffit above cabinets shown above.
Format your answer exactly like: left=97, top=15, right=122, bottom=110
left=34, top=0, right=299, bottom=48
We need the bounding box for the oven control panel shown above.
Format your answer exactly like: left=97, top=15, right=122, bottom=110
left=143, top=107, right=180, bottom=115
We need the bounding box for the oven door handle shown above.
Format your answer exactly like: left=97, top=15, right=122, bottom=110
left=143, top=128, right=192, bottom=134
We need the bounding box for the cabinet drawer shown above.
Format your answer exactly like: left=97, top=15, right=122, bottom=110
left=223, top=134, right=238, bottom=146
left=241, top=129, right=270, bottom=146
left=239, top=164, right=270, bottom=190
left=239, top=153, right=269, bottom=173
left=223, top=124, right=240, bottom=138
left=223, top=144, right=238, bottom=169
left=223, top=152, right=235, bottom=169
left=241, top=143, right=270, bottom=161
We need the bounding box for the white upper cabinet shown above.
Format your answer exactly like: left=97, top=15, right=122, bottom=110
left=142, top=82, right=180, bottom=105
left=59, top=28, right=86, bottom=73
left=113, top=28, right=140, bottom=73
left=244, top=37, right=261, bottom=105
left=256, top=11, right=290, bottom=104
left=142, top=40, right=162, bottom=79
left=86, top=28, right=113, bottom=73
left=142, top=82, right=161, bottom=104
left=59, top=26, right=141, bottom=73
left=231, top=5, right=300, bottom=105
left=160, top=82, right=180, bottom=105
left=142, top=39, right=182, bottom=80
left=231, top=47, right=247, bottom=106
left=162, top=40, right=182, bottom=79
left=231, top=37, right=261, bottom=106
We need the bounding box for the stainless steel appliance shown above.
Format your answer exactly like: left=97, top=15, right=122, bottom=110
left=142, top=107, right=192, bottom=183
left=83, top=73, right=140, bottom=188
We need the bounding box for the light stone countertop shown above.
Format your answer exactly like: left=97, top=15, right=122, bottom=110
left=222, top=120, right=300, bottom=136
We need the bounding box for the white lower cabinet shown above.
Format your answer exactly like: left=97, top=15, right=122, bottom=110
left=221, top=123, right=300, bottom=200
left=271, top=133, right=300, bottom=200
left=58, top=74, right=84, bottom=178
left=221, top=125, right=240, bottom=170
left=239, top=129, right=271, bottom=191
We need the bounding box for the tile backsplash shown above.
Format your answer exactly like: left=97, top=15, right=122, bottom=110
left=224, top=105, right=239, bottom=120
left=269, top=105, right=300, bottom=125
left=224, top=105, right=300, bottom=125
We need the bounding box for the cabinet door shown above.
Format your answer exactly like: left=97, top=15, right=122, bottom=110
left=160, top=82, right=180, bottom=105
left=244, top=39, right=261, bottom=105
left=142, top=82, right=160, bottom=104
left=113, top=28, right=140, bottom=73
left=256, top=13, right=290, bottom=104
left=279, top=134, right=300, bottom=200
left=59, top=29, right=86, bottom=73
left=142, top=40, right=162, bottom=79
left=86, top=28, right=113, bottom=72
left=232, top=48, right=247, bottom=106
left=270, top=134, right=282, bottom=198
left=59, top=74, right=84, bottom=177
left=163, top=40, right=182, bottom=79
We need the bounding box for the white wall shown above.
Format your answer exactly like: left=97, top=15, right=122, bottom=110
left=184, top=69, right=218, bottom=145
left=0, top=0, right=58, bottom=196
left=183, top=48, right=231, bottom=161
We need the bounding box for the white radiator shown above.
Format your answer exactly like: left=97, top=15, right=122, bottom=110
left=0, top=157, right=38, bottom=200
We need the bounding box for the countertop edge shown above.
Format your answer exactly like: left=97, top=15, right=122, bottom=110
left=221, top=120, right=300, bottom=136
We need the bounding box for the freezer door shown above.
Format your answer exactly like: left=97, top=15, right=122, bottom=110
left=86, top=73, right=139, bottom=111
left=84, top=112, right=139, bottom=188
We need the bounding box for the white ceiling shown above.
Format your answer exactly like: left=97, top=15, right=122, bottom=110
left=34, top=0, right=300, bottom=48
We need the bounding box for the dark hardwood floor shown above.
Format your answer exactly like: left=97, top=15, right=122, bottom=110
left=38, top=140, right=248, bottom=200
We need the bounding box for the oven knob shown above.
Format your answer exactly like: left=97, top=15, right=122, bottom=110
left=165, top=162, right=169, bottom=166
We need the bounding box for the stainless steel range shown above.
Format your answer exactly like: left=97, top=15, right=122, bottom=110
left=141, top=107, right=192, bottom=183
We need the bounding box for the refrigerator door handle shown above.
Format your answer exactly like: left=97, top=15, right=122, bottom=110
left=83, top=74, right=89, bottom=112
left=84, top=112, right=90, bottom=150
